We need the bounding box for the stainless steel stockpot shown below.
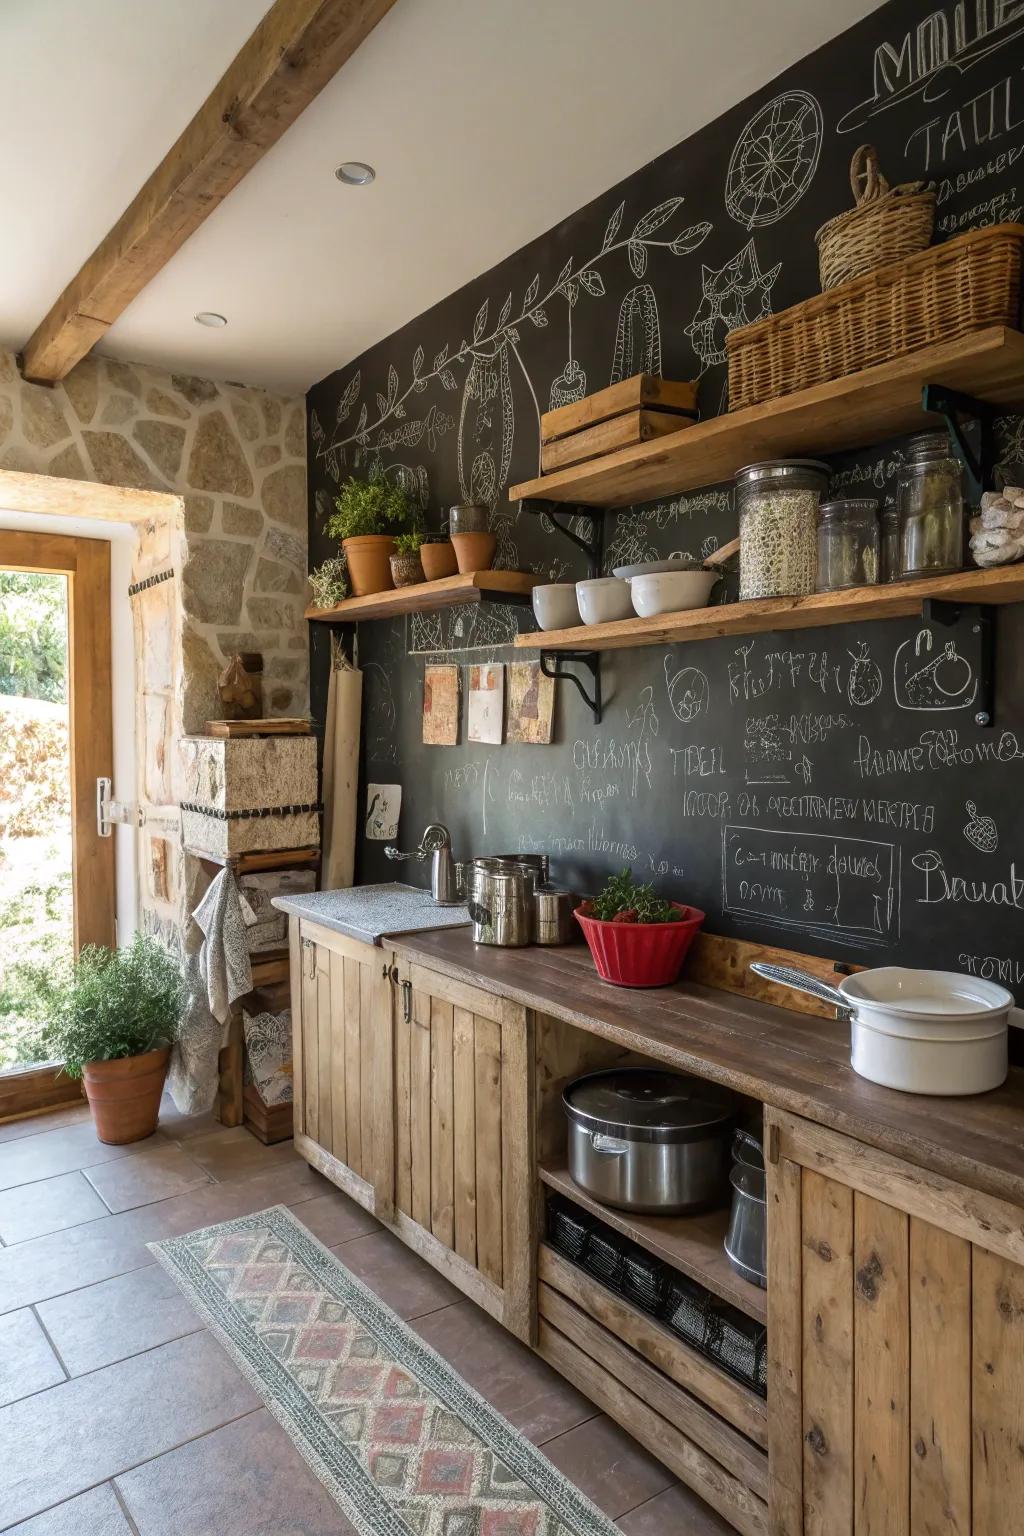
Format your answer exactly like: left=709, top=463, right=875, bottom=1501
left=563, top=1069, right=736, bottom=1215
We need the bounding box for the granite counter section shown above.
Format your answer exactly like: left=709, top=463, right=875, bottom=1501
left=272, top=882, right=469, bottom=945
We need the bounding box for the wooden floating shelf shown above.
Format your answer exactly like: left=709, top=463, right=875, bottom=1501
left=539, top=1159, right=766, bottom=1325
left=515, top=563, right=1024, bottom=654
left=305, top=570, right=539, bottom=623
left=509, top=326, right=1024, bottom=508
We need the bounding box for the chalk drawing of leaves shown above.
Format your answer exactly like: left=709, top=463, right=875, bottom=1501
left=473, top=300, right=489, bottom=340
left=671, top=222, right=713, bottom=254
left=530, top=308, right=549, bottom=327
left=440, top=369, right=458, bottom=391
left=556, top=258, right=573, bottom=286
left=311, top=410, right=324, bottom=445
left=628, top=241, right=648, bottom=279
left=579, top=269, right=605, bottom=297
left=524, top=274, right=540, bottom=307
left=601, top=200, right=625, bottom=252
left=376, top=392, right=388, bottom=416
left=505, top=325, right=520, bottom=343
left=497, top=292, right=512, bottom=328
left=412, top=345, right=424, bottom=375
left=356, top=403, right=368, bottom=432
left=564, top=280, right=579, bottom=306
left=632, top=197, right=684, bottom=238
left=336, top=371, right=360, bottom=424
left=386, top=365, right=399, bottom=407
left=433, top=344, right=449, bottom=371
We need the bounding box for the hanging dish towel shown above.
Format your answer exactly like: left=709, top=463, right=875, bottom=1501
left=322, top=643, right=362, bottom=889
left=167, top=868, right=253, bottom=1114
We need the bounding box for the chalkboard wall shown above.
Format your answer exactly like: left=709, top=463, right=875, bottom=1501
left=307, top=0, right=1024, bottom=1001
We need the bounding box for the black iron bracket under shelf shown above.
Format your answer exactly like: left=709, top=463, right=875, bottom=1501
left=521, top=500, right=603, bottom=579
left=540, top=649, right=602, bottom=724
left=921, top=383, right=997, bottom=505
left=921, top=597, right=994, bottom=727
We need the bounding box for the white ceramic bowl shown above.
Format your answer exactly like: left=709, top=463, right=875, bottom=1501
left=613, top=555, right=695, bottom=580
left=575, top=577, right=634, bottom=625
left=630, top=570, right=718, bottom=617
left=532, top=582, right=582, bottom=631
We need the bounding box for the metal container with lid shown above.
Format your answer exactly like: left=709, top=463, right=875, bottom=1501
left=735, top=459, right=830, bottom=599
left=563, top=1068, right=736, bottom=1214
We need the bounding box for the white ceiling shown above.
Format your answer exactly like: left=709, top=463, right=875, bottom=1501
left=2, top=0, right=882, bottom=397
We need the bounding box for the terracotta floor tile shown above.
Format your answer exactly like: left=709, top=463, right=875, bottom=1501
left=0, top=1308, right=65, bottom=1406
left=329, top=1227, right=462, bottom=1319
left=2, top=1483, right=133, bottom=1535
left=0, top=1331, right=259, bottom=1528
left=83, top=1141, right=212, bottom=1212
left=540, top=1414, right=676, bottom=1519
left=0, top=1105, right=91, bottom=1146
left=116, top=1408, right=356, bottom=1536
left=291, top=1187, right=380, bottom=1246
left=0, top=1170, right=109, bottom=1244
left=36, top=1262, right=203, bottom=1377
left=179, top=1125, right=299, bottom=1183
left=413, top=1300, right=597, bottom=1443
left=0, top=1121, right=145, bottom=1193
left=616, top=1481, right=736, bottom=1535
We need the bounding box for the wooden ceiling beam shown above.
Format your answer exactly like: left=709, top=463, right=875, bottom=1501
left=20, top=0, right=397, bottom=384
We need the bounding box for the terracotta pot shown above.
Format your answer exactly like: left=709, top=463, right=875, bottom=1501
left=342, top=535, right=396, bottom=597
left=451, top=530, right=497, bottom=574
left=420, top=541, right=459, bottom=581
left=390, top=550, right=425, bottom=587
left=82, top=1045, right=170, bottom=1144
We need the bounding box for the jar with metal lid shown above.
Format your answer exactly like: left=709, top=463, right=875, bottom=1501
left=815, top=498, right=879, bottom=592
left=896, top=431, right=965, bottom=578
left=879, top=505, right=900, bottom=583
left=735, top=460, right=829, bottom=599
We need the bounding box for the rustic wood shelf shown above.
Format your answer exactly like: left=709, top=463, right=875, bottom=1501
left=515, top=562, right=1024, bottom=654
left=509, top=326, right=1024, bottom=507
left=305, top=570, right=539, bottom=622
left=539, top=1160, right=766, bottom=1324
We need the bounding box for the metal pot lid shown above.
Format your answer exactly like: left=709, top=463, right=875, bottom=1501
left=563, top=1069, right=735, bottom=1144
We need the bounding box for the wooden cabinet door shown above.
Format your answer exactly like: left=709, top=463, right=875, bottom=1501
left=391, top=957, right=535, bottom=1342
left=765, top=1105, right=1024, bottom=1536
left=289, top=918, right=393, bottom=1218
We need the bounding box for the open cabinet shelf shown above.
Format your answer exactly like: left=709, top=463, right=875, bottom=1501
left=305, top=570, right=539, bottom=622
left=509, top=326, right=1024, bottom=507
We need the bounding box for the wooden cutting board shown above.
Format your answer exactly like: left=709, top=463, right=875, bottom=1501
left=541, top=372, right=698, bottom=443
left=540, top=408, right=693, bottom=473
left=205, top=717, right=312, bottom=737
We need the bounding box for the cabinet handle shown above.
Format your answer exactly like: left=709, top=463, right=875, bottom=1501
left=302, top=939, right=316, bottom=980
left=400, top=979, right=413, bottom=1024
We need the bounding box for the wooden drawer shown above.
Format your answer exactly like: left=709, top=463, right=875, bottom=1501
left=538, top=1245, right=767, bottom=1536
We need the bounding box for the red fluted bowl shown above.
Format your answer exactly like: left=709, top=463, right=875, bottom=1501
left=574, top=902, right=706, bottom=988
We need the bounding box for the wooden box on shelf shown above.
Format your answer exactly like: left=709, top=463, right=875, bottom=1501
left=540, top=373, right=698, bottom=475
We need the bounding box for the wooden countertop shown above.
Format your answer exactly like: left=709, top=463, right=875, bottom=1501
left=391, top=928, right=1024, bottom=1210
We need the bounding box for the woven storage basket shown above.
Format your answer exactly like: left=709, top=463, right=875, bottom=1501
left=816, top=145, right=935, bottom=290
left=726, top=222, right=1024, bottom=414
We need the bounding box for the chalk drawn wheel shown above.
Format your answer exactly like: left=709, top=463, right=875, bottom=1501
left=725, top=90, right=823, bottom=229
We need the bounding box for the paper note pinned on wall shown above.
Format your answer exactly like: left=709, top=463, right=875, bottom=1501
left=423, top=664, right=460, bottom=746
left=468, top=664, right=505, bottom=745
left=507, top=661, right=555, bottom=745
left=365, top=784, right=401, bottom=841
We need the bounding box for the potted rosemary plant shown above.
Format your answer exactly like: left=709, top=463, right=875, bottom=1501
left=46, top=934, right=185, bottom=1144
left=326, top=471, right=410, bottom=596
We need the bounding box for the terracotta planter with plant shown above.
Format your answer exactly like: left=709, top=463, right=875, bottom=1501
left=420, top=538, right=459, bottom=582
left=326, top=472, right=410, bottom=597
left=45, top=934, right=184, bottom=1144
left=390, top=532, right=426, bottom=587
left=449, top=503, right=497, bottom=574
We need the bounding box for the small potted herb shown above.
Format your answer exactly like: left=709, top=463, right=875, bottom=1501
left=390, top=531, right=426, bottom=587
left=575, top=868, right=704, bottom=988
left=45, top=934, right=185, bottom=1144
left=419, top=535, right=459, bottom=582
left=308, top=556, right=348, bottom=611
left=326, top=472, right=410, bottom=596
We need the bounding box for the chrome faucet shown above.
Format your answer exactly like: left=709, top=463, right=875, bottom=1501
left=384, top=822, right=464, bottom=906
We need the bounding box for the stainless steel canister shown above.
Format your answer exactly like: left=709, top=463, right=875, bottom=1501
left=532, top=886, right=579, bottom=946
left=491, top=853, right=550, bottom=883
left=467, top=860, right=533, bottom=947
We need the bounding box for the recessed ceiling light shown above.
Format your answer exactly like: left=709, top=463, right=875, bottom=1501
left=194, top=311, right=227, bottom=328
left=335, top=161, right=375, bottom=186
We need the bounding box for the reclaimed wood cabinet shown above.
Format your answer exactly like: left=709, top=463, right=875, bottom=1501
left=765, top=1105, right=1024, bottom=1536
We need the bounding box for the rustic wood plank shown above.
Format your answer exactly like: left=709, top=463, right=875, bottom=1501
left=853, top=1193, right=909, bottom=1536
left=394, top=966, right=413, bottom=1218
left=298, top=922, right=384, bottom=965
left=216, top=1011, right=244, bottom=1129
left=306, top=570, right=539, bottom=623
left=767, top=1153, right=803, bottom=1536
left=316, top=949, right=332, bottom=1156
left=687, top=934, right=861, bottom=1021
left=0, top=467, right=176, bottom=524
left=288, top=920, right=304, bottom=1143
left=371, top=956, right=395, bottom=1225
left=511, top=328, right=1024, bottom=506
left=20, top=0, right=399, bottom=381
left=541, top=408, right=693, bottom=472
left=409, top=986, right=432, bottom=1231
left=539, top=1245, right=767, bottom=1447
left=301, top=941, right=319, bottom=1144
left=408, top=963, right=507, bottom=1023
left=909, top=1220, right=971, bottom=1536
left=343, top=955, right=362, bottom=1177
left=541, top=372, right=698, bottom=441
left=972, top=1245, right=1024, bottom=1530
left=329, top=949, right=347, bottom=1163
left=452, top=1008, right=477, bottom=1267
left=474, top=1013, right=503, bottom=1287
left=295, top=1131, right=375, bottom=1212
left=359, top=958, right=375, bottom=1193
left=801, top=1170, right=854, bottom=1536
left=500, top=1007, right=535, bottom=1344
left=0, top=1066, right=82, bottom=1123
left=430, top=998, right=455, bottom=1248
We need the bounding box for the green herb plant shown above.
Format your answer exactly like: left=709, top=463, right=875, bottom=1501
left=326, top=471, right=410, bottom=541
left=45, top=933, right=185, bottom=1079
left=393, top=531, right=425, bottom=556
left=588, top=867, right=680, bottom=924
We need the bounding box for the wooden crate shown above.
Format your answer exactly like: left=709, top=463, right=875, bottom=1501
left=540, top=372, right=697, bottom=443
left=541, top=409, right=692, bottom=472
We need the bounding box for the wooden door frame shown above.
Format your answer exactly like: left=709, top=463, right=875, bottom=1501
left=0, top=530, right=114, bottom=1113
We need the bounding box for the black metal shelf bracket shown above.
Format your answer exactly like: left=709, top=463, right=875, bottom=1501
left=921, top=383, right=997, bottom=505
left=521, top=499, right=603, bottom=579
left=921, top=596, right=994, bottom=727
left=540, top=649, right=602, bottom=724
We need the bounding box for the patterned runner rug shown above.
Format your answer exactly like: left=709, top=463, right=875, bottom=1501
left=150, top=1205, right=618, bottom=1536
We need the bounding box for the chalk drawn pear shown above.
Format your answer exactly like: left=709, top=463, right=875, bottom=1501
left=847, top=642, right=882, bottom=707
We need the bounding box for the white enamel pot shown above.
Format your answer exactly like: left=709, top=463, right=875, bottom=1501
left=750, top=963, right=1012, bottom=1096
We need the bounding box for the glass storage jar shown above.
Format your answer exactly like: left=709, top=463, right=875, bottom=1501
left=815, top=498, right=880, bottom=591
left=735, top=460, right=829, bottom=599
left=879, top=505, right=900, bottom=583
left=896, top=431, right=965, bottom=578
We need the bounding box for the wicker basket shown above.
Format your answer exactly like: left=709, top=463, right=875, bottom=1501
left=816, top=145, right=935, bottom=290
left=727, top=223, right=1024, bottom=414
